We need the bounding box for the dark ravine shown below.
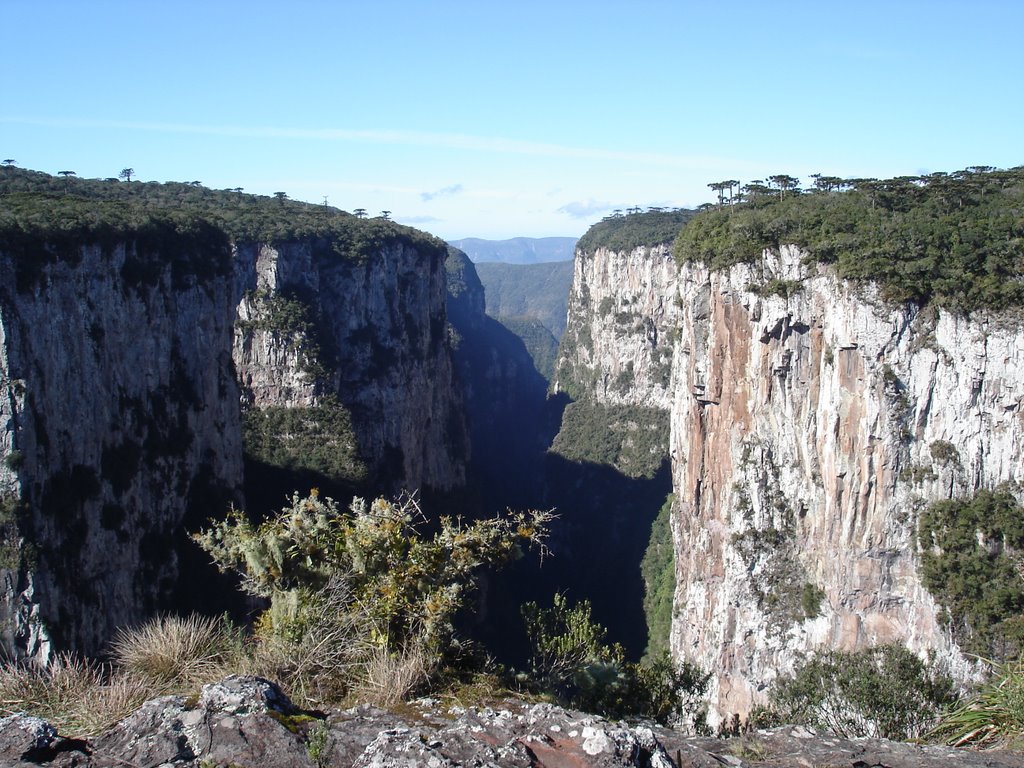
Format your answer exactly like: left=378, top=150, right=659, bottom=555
left=1, top=675, right=1020, bottom=768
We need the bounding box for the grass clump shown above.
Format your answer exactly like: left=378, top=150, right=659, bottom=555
left=0, top=653, right=152, bottom=737
left=931, top=657, right=1024, bottom=748
left=110, top=613, right=244, bottom=691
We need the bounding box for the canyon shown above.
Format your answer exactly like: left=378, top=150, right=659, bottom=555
left=2, top=167, right=1023, bottom=732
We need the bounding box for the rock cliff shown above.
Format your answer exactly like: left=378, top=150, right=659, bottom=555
left=0, top=215, right=466, bottom=658
left=559, top=235, right=1024, bottom=722
left=556, top=243, right=680, bottom=409
left=0, top=236, right=242, bottom=658
left=670, top=246, right=1023, bottom=722
left=234, top=239, right=465, bottom=492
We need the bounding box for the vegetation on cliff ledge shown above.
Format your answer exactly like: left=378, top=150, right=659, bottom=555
left=917, top=485, right=1024, bottom=659
left=577, top=208, right=696, bottom=254
left=0, top=166, right=446, bottom=266
left=674, top=166, right=1024, bottom=312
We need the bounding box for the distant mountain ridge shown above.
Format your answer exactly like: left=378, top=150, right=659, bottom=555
left=448, top=236, right=577, bottom=264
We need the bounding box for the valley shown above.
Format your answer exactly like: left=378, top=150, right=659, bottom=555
left=0, top=164, right=1023, bottom=751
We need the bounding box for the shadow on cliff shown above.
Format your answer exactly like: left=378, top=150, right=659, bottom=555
left=472, top=453, right=671, bottom=667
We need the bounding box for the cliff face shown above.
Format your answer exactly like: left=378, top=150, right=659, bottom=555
left=559, top=241, right=1024, bottom=722
left=669, top=246, right=1024, bottom=721
left=234, top=241, right=466, bottom=491
left=0, top=239, right=243, bottom=657
left=0, top=231, right=466, bottom=658
left=555, top=244, right=680, bottom=409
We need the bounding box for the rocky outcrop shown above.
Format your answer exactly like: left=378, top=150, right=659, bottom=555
left=669, top=246, right=1024, bottom=722
left=3, top=676, right=1021, bottom=768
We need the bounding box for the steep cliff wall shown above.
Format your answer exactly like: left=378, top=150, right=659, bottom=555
left=0, top=237, right=243, bottom=657
left=0, top=211, right=466, bottom=658
left=558, top=229, right=1024, bottom=722
left=234, top=240, right=466, bottom=493
left=669, top=246, right=1024, bottom=721
left=555, top=244, right=680, bottom=409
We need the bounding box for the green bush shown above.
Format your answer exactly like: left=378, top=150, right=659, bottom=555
left=521, top=593, right=709, bottom=728
left=917, top=485, right=1024, bottom=659
left=195, top=490, right=552, bottom=696
left=640, top=496, right=676, bottom=660
left=242, top=397, right=367, bottom=486
left=0, top=167, right=448, bottom=287
left=750, top=645, right=957, bottom=739
left=578, top=209, right=696, bottom=254
left=549, top=401, right=669, bottom=480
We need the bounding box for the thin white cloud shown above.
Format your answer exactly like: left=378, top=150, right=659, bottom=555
left=0, top=116, right=738, bottom=170
left=420, top=183, right=464, bottom=202
left=557, top=199, right=617, bottom=219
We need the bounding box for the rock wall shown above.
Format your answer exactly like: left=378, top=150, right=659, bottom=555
left=669, top=246, right=1024, bottom=722
left=0, top=231, right=466, bottom=658
left=0, top=239, right=243, bottom=657
left=558, top=240, right=1024, bottom=723
left=233, top=241, right=466, bottom=491
left=555, top=244, right=681, bottom=408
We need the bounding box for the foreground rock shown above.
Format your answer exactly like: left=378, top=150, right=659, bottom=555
left=0, top=676, right=1022, bottom=767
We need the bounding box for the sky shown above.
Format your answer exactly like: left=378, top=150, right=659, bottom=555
left=3, top=1, right=1022, bottom=240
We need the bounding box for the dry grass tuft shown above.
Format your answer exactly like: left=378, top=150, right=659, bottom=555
left=0, top=653, right=151, bottom=736
left=354, top=643, right=433, bottom=709
left=110, top=613, right=243, bottom=692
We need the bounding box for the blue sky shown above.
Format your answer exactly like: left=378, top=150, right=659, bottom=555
left=4, top=1, right=1022, bottom=240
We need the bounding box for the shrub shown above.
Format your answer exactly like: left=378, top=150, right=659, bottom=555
left=242, top=397, right=368, bottom=486
left=194, top=490, right=552, bottom=705
left=577, top=209, right=696, bottom=254
left=640, top=496, right=676, bottom=660
left=917, top=485, right=1024, bottom=659
left=750, top=645, right=957, bottom=740
left=521, top=594, right=709, bottom=729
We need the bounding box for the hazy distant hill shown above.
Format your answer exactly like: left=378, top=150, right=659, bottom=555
left=448, top=236, right=577, bottom=264
left=475, top=261, right=573, bottom=340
